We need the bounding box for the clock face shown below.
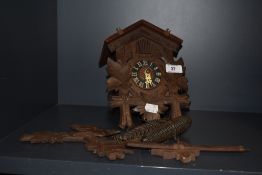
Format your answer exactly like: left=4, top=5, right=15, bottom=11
left=131, top=60, right=162, bottom=89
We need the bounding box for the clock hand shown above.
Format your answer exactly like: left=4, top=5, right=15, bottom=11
left=144, top=69, right=153, bottom=88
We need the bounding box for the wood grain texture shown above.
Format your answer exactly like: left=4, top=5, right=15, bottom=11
left=100, top=20, right=190, bottom=128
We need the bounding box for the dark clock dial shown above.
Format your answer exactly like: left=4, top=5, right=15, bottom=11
left=131, top=60, right=162, bottom=89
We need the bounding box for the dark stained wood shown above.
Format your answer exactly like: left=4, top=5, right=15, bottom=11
left=99, top=20, right=183, bottom=67
left=100, top=20, right=190, bottom=128
left=20, top=125, right=134, bottom=160
left=105, top=20, right=182, bottom=44
left=20, top=124, right=120, bottom=143
left=84, top=137, right=134, bottom=160
left=127, top=142, right=249, bottom=163
left=20, top=117, right=248, bottom=164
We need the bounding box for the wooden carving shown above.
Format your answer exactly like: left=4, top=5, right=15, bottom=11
left=20, top=124, right=120, bottom=143
left=19, top=20, right=249, bottom=164
left=99, top=20, right=190, bottom=128
left=127, top=142, right=248, bottom=163
left=20, top=124, right=134, bottom=160
left=20, top=118, right=248, bottom=163
left=113, top=117, right=192, bottom=143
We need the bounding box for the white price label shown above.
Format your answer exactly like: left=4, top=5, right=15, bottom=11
left=166, top=64, right=183, bottom=73
left=145, top=103, right=158, bottom=113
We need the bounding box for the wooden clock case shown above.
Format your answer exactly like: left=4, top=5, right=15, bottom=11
left=99, top=20, right=190, bottom=128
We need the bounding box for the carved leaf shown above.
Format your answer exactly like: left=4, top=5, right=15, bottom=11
left=107, top=77, right=122, bottom=91
left=177, top=76, right=188, bottom=93
left=84, top=137, right=134, bottom=160
left=107, top=57, right=130, bottom=95
left=107, top=57, right=129, bottom=82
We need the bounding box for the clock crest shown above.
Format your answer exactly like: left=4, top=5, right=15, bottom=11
left=99, top=20, right=190, bottom=128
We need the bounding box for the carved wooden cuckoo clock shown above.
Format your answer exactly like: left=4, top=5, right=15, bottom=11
left=20, top=20, right=248, bottom=164
left=99, top=20, right=190, bottom=128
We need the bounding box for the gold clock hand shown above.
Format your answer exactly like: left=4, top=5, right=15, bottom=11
left=144, top=69, right=153, bottom=88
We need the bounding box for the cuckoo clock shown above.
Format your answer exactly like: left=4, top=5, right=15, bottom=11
left=20, top=20, right=248, bottom=164
left=99, top=20, right=190, bottom=128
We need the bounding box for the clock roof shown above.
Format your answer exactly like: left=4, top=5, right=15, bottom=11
left=99, top=19, right=183, bottom=67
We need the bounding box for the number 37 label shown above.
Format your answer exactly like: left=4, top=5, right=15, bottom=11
left=165, top=64, right=183, bottom=73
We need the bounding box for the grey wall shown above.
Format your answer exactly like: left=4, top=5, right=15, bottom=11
left=58, top=0, right=262, bottom=113
left=0, top=0, right=57, bottom=138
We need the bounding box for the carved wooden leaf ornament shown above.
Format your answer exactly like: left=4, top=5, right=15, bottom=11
left=107, top=77, right=122, bottom=91
left=107, top=57, right=129, bottom=82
